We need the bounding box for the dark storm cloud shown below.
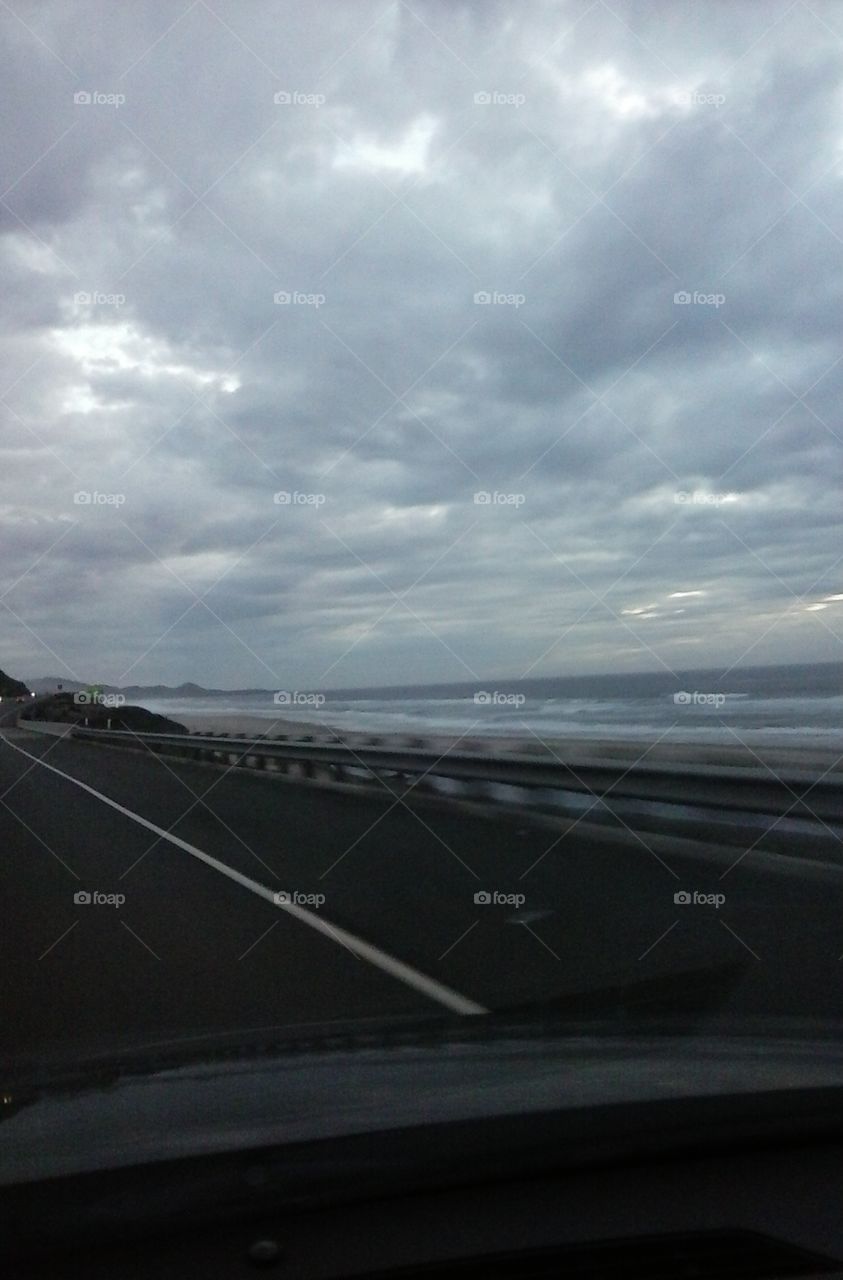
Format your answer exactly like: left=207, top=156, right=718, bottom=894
left=2, top=0, right=842, bottom=686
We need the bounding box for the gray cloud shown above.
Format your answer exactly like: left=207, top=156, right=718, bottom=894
left=2, top=0, right=842, bottom=687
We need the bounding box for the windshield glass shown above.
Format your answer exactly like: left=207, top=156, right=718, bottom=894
left=1, top=0, right=842, bottom=1117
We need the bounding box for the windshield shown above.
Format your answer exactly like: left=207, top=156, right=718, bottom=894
left=1, top=0, right=842, bottom=1119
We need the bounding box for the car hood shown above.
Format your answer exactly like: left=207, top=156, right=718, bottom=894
left=4, top=1012, right=843, bottom=1185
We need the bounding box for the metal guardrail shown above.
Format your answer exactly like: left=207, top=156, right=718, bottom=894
left=65, top=726, right=843, bottom=824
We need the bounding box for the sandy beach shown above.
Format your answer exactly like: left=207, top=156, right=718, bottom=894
left=176, top=712, right=340, bottom=739
left=174, top=712, right=843, bottom=775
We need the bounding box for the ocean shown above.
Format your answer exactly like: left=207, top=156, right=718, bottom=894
left=140, top=661, right=843, bottom=746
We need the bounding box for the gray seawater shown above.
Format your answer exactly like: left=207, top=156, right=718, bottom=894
left=141, top=662, right=843, bottom=747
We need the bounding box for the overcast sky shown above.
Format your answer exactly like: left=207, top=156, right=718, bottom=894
left=2, top=0, right=843, bottom=690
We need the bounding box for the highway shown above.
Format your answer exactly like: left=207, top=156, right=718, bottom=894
left=3, top=706, right=843, bottom=1070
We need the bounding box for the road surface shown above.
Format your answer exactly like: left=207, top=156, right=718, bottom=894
left=2, top=711, right=843, bottom=1069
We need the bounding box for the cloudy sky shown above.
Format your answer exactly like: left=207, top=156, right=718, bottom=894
left=2, top=0, right=843, bottom=690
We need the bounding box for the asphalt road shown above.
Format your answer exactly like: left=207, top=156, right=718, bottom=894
left=3, top=713, right=843, bottom=1069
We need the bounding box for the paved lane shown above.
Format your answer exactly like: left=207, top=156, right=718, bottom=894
left=3, top=722, right=843, bottom=1069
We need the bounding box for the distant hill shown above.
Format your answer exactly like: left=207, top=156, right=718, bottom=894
left=22, top=693, right=187, bottom=734
left=26, top=678, right=215, bottom=696
left=27, top=678, right=275, bottom=697
left=27, top=677, right=87, bottom=694
left=0, top=667, right=30, bottom=698
left=122, top=682, right=223, bottom=698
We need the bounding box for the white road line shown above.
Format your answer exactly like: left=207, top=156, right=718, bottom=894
left=0, top=733, right=488, bottom=1017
